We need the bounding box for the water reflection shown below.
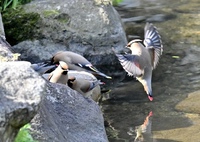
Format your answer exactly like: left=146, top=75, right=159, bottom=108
left=128, top=111, right=153, bottom=142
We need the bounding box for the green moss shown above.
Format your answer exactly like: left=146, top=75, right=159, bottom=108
left=42, top=10, right=59, bottom=18
left=2, top=7, right=40, bottom=45
left=112, top=0, right=123, bottom=6
left=15, top=124, right=38, bottom=142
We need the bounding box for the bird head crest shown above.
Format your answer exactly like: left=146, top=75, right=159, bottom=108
left=126, top=39, right=142, bottom=48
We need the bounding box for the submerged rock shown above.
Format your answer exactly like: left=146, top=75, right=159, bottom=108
left=175, top=91, right=200, bottom=114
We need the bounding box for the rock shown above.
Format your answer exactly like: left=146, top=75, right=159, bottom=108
left=0, top=13, right=5, bottom=39
left=146, top=14, right=176, bottom=22
left=0, top=34, right=20, bottom=62
left=122, top=16, right=146, bottom=23
left=6, top=0, right=127, bottom=66
left=30, top=83, right=108, bottom=142
left=175, top=91, right=200, bottom=114
left=0, top=61, right=45, bottom=142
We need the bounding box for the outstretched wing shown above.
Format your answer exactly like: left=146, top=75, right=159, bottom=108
left=115, top=53, right=144, bottom=77
left=143, top=23, right=163, bottom=69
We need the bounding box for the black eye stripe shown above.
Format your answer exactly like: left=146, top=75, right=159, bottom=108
left=62, top=71, right=68, bottom=75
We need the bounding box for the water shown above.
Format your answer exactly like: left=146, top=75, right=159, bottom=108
left=101, top=0, right=200, bottom=141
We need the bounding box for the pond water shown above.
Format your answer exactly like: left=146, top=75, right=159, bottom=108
left=101, top=0, right=200, bottom=141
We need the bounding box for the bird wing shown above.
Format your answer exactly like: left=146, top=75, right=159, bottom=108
left=143, top=23, right=163, bottom=69
left=48, top=71, right=54, bottom=80
left=115, top=53, right=144, bottom=77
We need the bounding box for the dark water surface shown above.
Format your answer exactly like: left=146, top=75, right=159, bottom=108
left=101, top=0, right=200, bottom=141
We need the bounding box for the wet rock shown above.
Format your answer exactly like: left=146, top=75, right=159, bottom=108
left=175, top=91, right=200, bottom=114
left=180, top=45, right=200, bottom=65
left=0, top=61, right=45, bottom=142
left=9, top=0, right=127, bottom=66
left=122, top=16, right=146, bottom=23
left=30, top=83, right=108, bottom=142
left=146, top=14, right=176, bottom=22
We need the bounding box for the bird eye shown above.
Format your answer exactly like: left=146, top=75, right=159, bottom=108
left=62, top=71, right=68, bottom=75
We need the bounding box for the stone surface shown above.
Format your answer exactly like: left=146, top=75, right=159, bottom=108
left=0, top=36, right=20, bottom=62
left=30, top=83, right=108, bottom=142
left=0, top=61, right=46, bottom=142
left=175, top=91, right=200, bottom=114
left=10, top=0, right=127, bottom=66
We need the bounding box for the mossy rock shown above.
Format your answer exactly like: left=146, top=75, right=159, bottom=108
left=2, top=7, right=40, bottom=45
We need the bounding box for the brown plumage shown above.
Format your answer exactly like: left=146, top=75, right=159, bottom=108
left=113, top=23, right=163, bottom=101
left=50, top=51, right=112, bottom=79
left=67, top=76, right=102, bottom=102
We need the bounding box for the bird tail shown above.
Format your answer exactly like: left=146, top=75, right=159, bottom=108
left=89, top=80, right=103, bottom=91
left=31, top=62, right=57, bottom=74
left=87, top=65, right=112, bottom=79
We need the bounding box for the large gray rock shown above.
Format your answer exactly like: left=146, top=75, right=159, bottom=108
left=0, top=61, right=45, bottom=142
left=30, top=83, right=108, bottom=142
left=11, top=0, right=127, bottom=65
left=0, top=36, right=20, bottom=62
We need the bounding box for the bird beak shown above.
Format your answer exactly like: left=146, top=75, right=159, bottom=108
left=148, top=95, right=153, bottom=101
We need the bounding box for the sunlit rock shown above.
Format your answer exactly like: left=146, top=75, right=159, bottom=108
left=30, top=83, right=108, bottom=142
left=0, top=61, right=45, bottom=142
left=8, top=0, right=127, bottom=66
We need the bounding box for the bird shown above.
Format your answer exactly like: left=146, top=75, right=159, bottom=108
left=113, top=23, right=163, bottom=101
left=67, top=76, right=104, bottom=102
left=31, top=62, right=56, bottom=75
left=49, top=51, right=112, bottom=79
left=48, top=61, right=69, bottom=84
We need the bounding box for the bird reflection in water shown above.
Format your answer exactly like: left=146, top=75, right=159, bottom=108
left=127, top=111, right=153, bottom=142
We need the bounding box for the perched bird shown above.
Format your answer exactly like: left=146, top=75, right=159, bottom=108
left=113, top=23, right=163, bottom=101
left=50, top=51, right=112, bottom=79
left=48, top=61, right=69, bottom=84
left=67, top=76, right=103, bottom=102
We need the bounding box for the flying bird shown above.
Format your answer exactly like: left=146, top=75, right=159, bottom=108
left=113, top=23, right=163, bottom=101
left=50, top=51, right=112, bottom=79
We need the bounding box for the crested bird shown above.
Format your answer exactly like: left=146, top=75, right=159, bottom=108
left=48, top=61, right=69, bottom=84
left=49, top=51, right=112, bottom=79
left=113, top=23, right=163, bottom=101
left=67, top=76, right=104, bottom=102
